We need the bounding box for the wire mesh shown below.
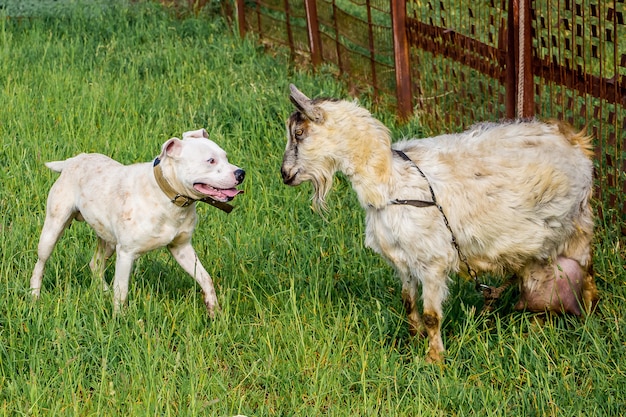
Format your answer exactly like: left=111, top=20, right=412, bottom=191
left=237, top=0, right=625, bottom=231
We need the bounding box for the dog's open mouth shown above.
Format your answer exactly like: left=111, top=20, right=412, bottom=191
left=193, top=183, right=243, bottom=202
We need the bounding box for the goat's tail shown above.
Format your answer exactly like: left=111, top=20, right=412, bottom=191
left=553, top=119, right=594, bottom=159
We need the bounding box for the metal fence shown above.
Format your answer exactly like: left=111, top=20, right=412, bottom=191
left=234, top=0, right=625, bottom=233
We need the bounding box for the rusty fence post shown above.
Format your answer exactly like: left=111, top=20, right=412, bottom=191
left=366, top=0, right=379, bottom=97
left=236, top=0, right=246, bottom=38
left=505, top=0, right=517, bottom=119
left=304, top=0, right=322, bottom=67
left=284, top=0, right=295, bottom=57
left=391, top=0, right=412, bottom=121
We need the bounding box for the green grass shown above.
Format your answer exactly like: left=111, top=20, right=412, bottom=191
left=0, top=1, right=625, bottom=415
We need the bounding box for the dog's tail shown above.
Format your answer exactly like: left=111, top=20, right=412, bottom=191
left=45, top=160, right=67, bottom=173
left=552, top=119, right=594, bottom=159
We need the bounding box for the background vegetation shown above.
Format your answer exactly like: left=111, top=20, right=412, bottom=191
left=0, top=1, right=624, bottom=415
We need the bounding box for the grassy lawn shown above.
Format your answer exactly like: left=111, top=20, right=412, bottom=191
left=0, top=1, right=624, bottom=415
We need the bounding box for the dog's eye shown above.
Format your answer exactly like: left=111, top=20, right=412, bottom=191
left=207, top=158, right=216, bottom=165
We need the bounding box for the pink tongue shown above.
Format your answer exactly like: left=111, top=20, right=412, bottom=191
left=222, top=188, right=244, bottom=198
left=193, top=183, right=243, bottom=198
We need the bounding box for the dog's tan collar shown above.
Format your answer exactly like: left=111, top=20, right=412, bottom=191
left=152, top=158, right=234, bottom=213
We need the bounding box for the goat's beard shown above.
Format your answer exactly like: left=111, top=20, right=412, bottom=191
left=309, top=168, right=335, bottom=212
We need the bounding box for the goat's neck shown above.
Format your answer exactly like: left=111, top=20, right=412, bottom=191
left=337, top=138, right=393, bottom=210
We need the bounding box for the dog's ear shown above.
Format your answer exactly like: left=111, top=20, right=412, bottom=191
left=289, top=84, right=324, bottom=123
left=159, top=137, right=183, bottom=159
left=182, top=128, right=209, bottom=140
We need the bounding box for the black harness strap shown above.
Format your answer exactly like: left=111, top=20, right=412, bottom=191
left=390, top=199, right=436, bottom=208
left=392, top=149, right=497, bottom=298
left=390, top=150, right=437, bottom=208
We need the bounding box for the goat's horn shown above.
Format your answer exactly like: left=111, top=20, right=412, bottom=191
left=289, top=84, right=324, bottom=123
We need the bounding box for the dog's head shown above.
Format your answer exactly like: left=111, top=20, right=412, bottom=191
left=158, top=128, right=244, bottom=202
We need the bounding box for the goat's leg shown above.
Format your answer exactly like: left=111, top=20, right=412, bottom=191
left=581, top=266, right=599, bottom=313
left=419, top=268, right=448, bottom=363
left=582, top=273, right=599, bottom=313
left=561, top=224, right=598, bottom=313
left=397, top=265, right=425, bottom=337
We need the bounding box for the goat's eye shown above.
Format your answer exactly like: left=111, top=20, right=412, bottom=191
left=295, top=128, right=304, bottom=137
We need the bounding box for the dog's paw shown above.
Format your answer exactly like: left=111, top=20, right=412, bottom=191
left=205, top=301, right=221, bottom=318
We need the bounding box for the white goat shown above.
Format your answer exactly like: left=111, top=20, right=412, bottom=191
left=281, top=84, right=599, bottom=362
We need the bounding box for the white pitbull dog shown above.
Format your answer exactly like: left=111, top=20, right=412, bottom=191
left=30, top=128, right=244, bottom=315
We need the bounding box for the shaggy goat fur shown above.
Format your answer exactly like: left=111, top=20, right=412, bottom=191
left=281, top=84, right=599, bottom=362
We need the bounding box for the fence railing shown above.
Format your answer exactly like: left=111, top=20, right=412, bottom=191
left=234, top=0, right=625, bottom=233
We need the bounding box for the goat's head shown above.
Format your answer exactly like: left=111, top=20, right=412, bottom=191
left=281, top=84, right=394, bottom=210
left=280, top=84, right=341, bottom=211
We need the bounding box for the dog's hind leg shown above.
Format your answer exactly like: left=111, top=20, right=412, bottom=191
left=30, top=193, right=77, bottom=298
left=89, top=237, right=115, bottom=292
left=168, top=241, right=219, bottom=317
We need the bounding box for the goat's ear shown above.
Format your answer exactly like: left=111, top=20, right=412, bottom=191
left=289, top=84, right=324, bottom=123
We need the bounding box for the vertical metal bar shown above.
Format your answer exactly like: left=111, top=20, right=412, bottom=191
left=366, top=0, right=379, bottom=98
left=611, top=0, right=624, bottom=233
left=505, top=0, right=517, bottom=118
left=332, top=0, right=343, bottom=74
left=236, top=0, right=246, bottom=38
left=391, top=0, right=412, bottom=120
left=255, top=0, right=261, bottom=34
left=284, top=0, right=295, bottom=57
left=304, top=0, right=322, bottom=67
left=517, top=0, right=534, bottom=118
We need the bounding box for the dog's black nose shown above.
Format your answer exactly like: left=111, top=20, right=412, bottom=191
left=234, top=169, right=245, bottom=184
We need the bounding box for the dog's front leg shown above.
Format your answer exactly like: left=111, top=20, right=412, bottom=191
left=112, top=249, right=137, bottom=314
left=168, top=242, right=219, bottom=317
